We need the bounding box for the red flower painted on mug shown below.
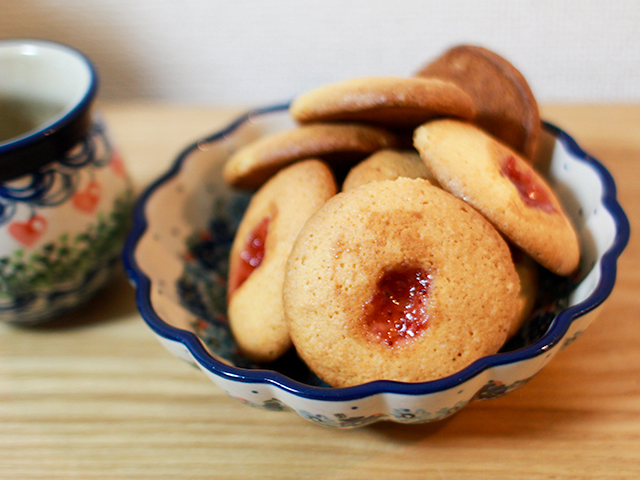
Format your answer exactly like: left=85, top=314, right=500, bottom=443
left=72, top=180, right=101, bottom=214
left=110, top=150, right=127, bottom=178
left=8, top=214, right=48, bottom=247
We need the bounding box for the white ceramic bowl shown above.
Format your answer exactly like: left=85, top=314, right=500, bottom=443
left=123, top=104, right=629, bottom=428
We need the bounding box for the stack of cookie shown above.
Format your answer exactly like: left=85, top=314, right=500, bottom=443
left=221, top=45, right=581, bottom=387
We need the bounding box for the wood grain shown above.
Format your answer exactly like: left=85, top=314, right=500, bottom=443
left=0, top=103, right=638, bottom=479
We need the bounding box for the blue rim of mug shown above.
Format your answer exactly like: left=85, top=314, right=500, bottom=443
left=0, top=39, right=99, bottom=182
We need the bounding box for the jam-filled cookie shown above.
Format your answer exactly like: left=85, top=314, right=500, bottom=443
left=223, top=123, right=400, bottom=190
left=413, top=119, right=580, bottom=276
left=290, top=76, right=476, bottom=129
left=228, top=159, right=337, bottom=362
left=416, top=45, right=541, bottom=161
left=342, top=149, right=437, bottom=191
left=283, top=178, right=519, bottom=387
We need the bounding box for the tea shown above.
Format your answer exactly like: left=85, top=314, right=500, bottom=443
left=0, top=97, right=66, bottom=144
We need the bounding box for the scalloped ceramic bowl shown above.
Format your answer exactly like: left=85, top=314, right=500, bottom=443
left=123, top=104, right=629, bottom=428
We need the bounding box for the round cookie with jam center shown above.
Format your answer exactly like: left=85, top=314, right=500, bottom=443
left=223, top=123, right=401, bottom=190
left=283, top=178, right=520, bottom=387
left=228, top=159, right=337, bottom=363
left=290, top=76, right=476, bottom=129
left=413, top=119, right=580, bottom=276
left=342, top=149, right=438, bottom=191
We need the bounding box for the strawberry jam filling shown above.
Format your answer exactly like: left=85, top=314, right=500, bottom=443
left=227, top=216, right=269, bottom=300
left=362, top=265, right=432, bottom=347
left=500, top=155, right=556, bottom=213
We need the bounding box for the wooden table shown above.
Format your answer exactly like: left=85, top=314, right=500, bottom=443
left=1, top=103, right=638, bottom=479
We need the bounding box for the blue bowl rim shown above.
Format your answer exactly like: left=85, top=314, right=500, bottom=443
left=122, top=103, right=630, bottom=402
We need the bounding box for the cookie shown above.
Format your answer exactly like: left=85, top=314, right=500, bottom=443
left=416, top=45, right=541, bottom=161
left=227, top=159, right=337, bottom=362
left=413, top=119, right=580, bottom=276
left=283, top=178, right=520, bottom=387
left=342, top=149, right=438, bottom=191
left=290, top=76, right=476, bottom=129
left=509, top=247, right=539, bottom=339
left=223, top=123, right=400, bottom=190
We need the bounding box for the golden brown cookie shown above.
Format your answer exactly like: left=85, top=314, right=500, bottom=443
left=283, top=178, right=519, bottom=387
left=508, top=247, right=539, bottom=339
left=416, top=45, right=541, bottom=161
left=342, top=149, right=438, bottom=191
left=227, top=159, right=337, bottom=362
left=222, top=123, right=400, bottom=190
left=413, top=119, right=580, bottom=276
left=290, top=76, right=476, bottom=129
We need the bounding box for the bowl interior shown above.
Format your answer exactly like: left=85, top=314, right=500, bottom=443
left=128, top=105, right=628, bottom=390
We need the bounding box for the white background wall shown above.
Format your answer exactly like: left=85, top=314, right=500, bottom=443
left=2, top=0, right=639, bottom=106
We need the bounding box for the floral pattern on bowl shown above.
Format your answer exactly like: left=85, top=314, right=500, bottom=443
left=123, top=104, right=629, bottom=428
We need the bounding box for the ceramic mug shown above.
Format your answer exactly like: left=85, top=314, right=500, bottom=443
left=0, top=39, right=133, bottom=324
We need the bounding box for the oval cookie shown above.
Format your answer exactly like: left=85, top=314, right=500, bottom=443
left=413, top=119, right=580, bottom=276
left=416, top=45, right=541, bottom=161
left=342, top=149, right=437, bottom=191
left=284, top=178, right=519, bottom=387
left=509, top=247, right=539, bottom=339
left=228, top=159, right=337, bottom=362
left=223, top=123, right=400, bottom=190
left=290, top=76, right=476, bottom=129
